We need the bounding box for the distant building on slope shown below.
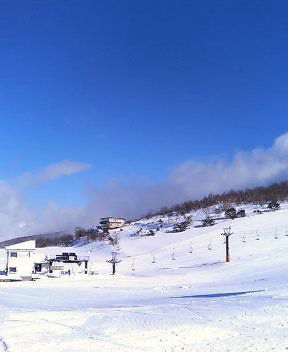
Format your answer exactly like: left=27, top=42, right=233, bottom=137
left=99, top=217, right=126, bottom=232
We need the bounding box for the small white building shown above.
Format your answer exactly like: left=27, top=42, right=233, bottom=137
left=100, top=217, right=126, bottom=231
left=5, top=240, right=42, bottom=281
left=3, top=241, right=89, bottom=281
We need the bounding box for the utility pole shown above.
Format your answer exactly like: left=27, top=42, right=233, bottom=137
left=221, top=227, right=233, bottom=262
left=106, top=251, right=121, bottom=275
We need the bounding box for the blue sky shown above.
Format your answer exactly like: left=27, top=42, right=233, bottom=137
left=0, top=1, right=288, bottom=235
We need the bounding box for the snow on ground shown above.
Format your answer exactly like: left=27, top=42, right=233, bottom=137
left=0, top=205, right=288, bottom=351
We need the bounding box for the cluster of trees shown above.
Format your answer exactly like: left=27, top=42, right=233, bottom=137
left=36, top=234, right=74, bottom=248
left=36, top=227, right=108, bottom=248
left=202, top=217, right=215, bottom=227
left=132, top=228, right=157, bottom=237
left=151, top=181, right=288, bottom=218
left=167, top=216, right=192, bottom=233
left=74, top=227, right=106, bottom=242
left=267, top=200, right=280, bottom=210
left=224, top=208, right=246, bottom=220
left=75, top=226, right=120, bottom=247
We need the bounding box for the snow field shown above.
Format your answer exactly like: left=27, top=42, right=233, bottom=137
left=0, top=205, right=288, bottom=351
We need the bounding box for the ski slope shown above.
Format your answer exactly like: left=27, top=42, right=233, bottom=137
left=0, top=205, right=288, bottom=351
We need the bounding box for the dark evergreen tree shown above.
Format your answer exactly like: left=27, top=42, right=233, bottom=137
left=225, top=207, right=237, bottom=219
left=267, top=200, right=280, bottom=210
left=202, top=217, right=215, bottom=227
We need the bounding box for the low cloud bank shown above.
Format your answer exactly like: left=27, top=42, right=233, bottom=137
left=1, top=133, right=288, bottom=239
left=171, top=132, right=288, bottom=198
left=84, top=132, right=288, bottom=220
left=0, top=181, right=36, bottom=237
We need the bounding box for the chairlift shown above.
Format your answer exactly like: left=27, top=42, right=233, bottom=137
left=131, top=258, right=135, bottom=271
left=208, top=240, right=212, bottom=250
left=172, top=248, right=176, bottom=260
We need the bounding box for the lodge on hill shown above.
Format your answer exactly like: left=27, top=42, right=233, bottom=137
left=100, top=217, right=126, bottom=232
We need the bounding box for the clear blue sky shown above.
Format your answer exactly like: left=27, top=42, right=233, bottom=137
left=0, top=0, right=288, bottom=209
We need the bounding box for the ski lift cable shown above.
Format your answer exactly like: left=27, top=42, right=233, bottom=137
left=129, top=238, right=223, bottom=264
left=127, top=232, right=222, bottom=260
left=126, top=224, right=287, bottom=267
left=126, top=222, right=288, bottom=262
left=129, top=225, right=284, bottom=262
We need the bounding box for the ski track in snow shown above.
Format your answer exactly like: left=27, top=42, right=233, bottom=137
left=0, top=338, right=8, bottom=352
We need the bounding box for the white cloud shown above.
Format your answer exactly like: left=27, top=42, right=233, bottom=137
left=40, top=160, right=91, bottom=182
left=18, top=160, right=91, bottom=186
left=170, top=132, right=288, bottom=199
left=0, top=160, right=91, bottom=239
left=0, top=181, right=36, bottom=239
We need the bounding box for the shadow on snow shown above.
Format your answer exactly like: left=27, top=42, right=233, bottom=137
left=171, top=289, right=266, bottom=299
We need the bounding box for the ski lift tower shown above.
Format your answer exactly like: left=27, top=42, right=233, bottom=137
left=106, top=251, right=122, bottom=275
left=221, top=227, right=233, bottom=262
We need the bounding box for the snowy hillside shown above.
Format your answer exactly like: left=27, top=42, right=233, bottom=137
left=0, top=203, right=288, bottom=351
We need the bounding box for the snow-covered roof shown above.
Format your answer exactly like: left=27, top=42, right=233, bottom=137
left=5, top=240, right=36, bottom=251
left=100, top=217, right=125, bottom=222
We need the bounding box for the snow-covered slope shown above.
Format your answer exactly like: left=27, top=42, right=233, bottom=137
left=0, top=204, right=288, bottom=351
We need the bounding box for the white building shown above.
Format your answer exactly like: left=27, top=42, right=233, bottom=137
left=4, top=242, right=89, bottom=281
left=100, top=217, right=126, bottom=231
left=5, top=240, right=43, bottom=281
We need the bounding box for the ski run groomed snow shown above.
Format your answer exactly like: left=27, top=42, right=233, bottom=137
left=0, top=204, right=288, bottom=352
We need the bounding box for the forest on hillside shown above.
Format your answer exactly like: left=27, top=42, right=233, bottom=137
left=149, top=181, right=288, bottom=217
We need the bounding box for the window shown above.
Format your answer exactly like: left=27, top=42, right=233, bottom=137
left=9, top=267, right=17, bottom=273
left=10, top=252, right=17, bottom=257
